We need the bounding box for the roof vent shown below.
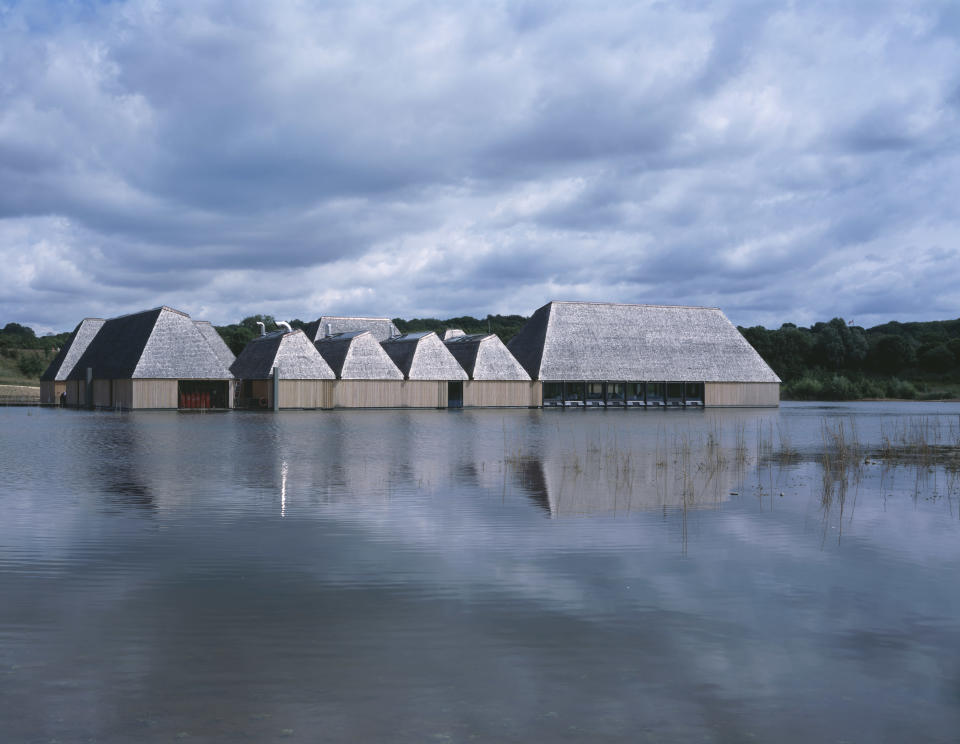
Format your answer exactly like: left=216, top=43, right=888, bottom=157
left=325, top=323, right=331, bottom=337
left=256, top=321, right=266, bottom=336
left=277, top=321, right=293, bottom=333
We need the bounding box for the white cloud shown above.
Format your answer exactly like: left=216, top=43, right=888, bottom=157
left=1, top=0, right=959, bottom=331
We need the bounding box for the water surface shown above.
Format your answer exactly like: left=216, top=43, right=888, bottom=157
left=1, top=402, right=958, bottom=742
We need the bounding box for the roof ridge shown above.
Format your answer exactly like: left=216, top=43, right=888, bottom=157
left=550, top=300, right=722, bottom=311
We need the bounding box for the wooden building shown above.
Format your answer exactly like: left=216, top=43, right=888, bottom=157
left=507, top=301, right=780, bottom=407
left=314, top=330, right=407, bottom=408
left=380, top=332, right=468, bottom=408
left=231, top=329, right=335, bottom=409
left=39, top=317, right=105, bottom=405
left=65, top=307, right=235, bottom=409
left=443, top=332, right=540, bottom=408
left=302, top=316, right=400, bottom=343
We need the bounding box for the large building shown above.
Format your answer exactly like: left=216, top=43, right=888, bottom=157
left=507, top=301, right=780, bottom=407
left=63, top=307, right=235, bottom=409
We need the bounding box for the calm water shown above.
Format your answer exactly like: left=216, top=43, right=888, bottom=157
left=1, top=402, right=958, bottom=743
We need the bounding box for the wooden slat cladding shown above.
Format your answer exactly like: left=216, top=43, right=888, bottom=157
left=704, top=382, right=780, bottom=407
left=463, top=381, right=541, bottom=408
left=40, top=381, right=64, bottom=405
left=66, top=380, right=84, bottom=406
left=331, top=380, right=447, bottom=408
left=277, top=380, right=334, bottom=409
left=92, top=380, right=111, bottom=408
left=112, top=379, right=133, bottom=409
left=133, top=379, right=178, bottom=409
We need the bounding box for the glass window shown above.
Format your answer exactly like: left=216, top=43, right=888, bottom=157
left=626, top=382, right=644, bottom=401
left=646, top=382, right=665, bottom=402
left=543, top=382, right=563, bottom=401
left=586, top=383, right=604, bottom=400
left=607, top=383, right=625, bottom=401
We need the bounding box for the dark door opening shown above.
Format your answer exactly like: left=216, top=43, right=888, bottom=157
left=448, top=381, right=463, bottom=408
left=178, top=380, right=229, bottom=409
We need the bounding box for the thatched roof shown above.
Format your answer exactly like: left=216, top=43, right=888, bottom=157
left=380, top=332, right=468, bottom=380
left=442, top=329, right=466, bottom=340
left=41, top=317, right=105, bottom=381
left=194, top=321, right=236, bottom=370
left=507, top=301, right=780, bottom=383
left=444, top=333, right=531, bottom=381
left=302, top=316, right=400, bottom=343
left=231, top=329, right=335, bottom=380
left=314, top=331, right=403, bottom=380
left=68, top=307, right=233, bottom=380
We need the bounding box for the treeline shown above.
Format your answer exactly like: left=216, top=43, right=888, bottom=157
left=739, top=318, right=960, bottom=400
left=0, top=323, right=71, bottom=379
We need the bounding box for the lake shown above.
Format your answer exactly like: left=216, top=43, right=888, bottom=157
left=1, top=402, right=958, bottom=743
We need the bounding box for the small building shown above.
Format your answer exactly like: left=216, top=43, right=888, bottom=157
left=231, top=329, right=335, bottom=409
left=314, top=330, right=406, bottom=408
left=302, top=316, right=400, bottom=343
left=39, top=317, right=105, bottom=405
left=507, top=301, right=780, bottom=407
left=66, top=306, right=234, bottom=409
left=443, top=333, right=539, bottom=407
left=380, top=332, right=468, bottom=408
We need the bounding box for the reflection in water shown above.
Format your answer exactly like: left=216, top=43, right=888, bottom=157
left=1, top=404, right=959, bottom=743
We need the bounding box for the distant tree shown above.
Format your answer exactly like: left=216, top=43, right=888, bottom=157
left=865, top=335, right=916, bottom=375
left=918, top=343, right=954, bottom=373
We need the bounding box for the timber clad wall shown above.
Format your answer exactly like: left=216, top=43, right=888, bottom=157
left=277, top=380, right=334, bottom=409
left=704, top=382, right=780, bottom=407
left=66, top=380, right=85, bottom=406
left=112, top=380, right=133, bottom=409
left=333, top=380, right=403, bottom=408
left=463, top=381, right=541, bottom=408
left=92, top=380, right=111, bottom=408
left=330, top=380, right=447, bottom=408
left=40, top=381, right=64, bottom=405
left=133, top=379, right=178, bottom=409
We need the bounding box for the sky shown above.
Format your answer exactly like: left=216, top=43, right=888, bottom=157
left=1, top=0, right=959, bottom=334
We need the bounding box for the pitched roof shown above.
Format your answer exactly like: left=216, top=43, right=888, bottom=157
left=68, top=307, right=234, bottom=380
left=380, top=332, right=468, bottom=380
left=40, top=317, right=105, bottom=381
left=194, top=320, right=236, bottom=370
left=314, top=330, right=403, bottom=380
left=444, top=333, right=531, bottom=380
left=302, top=316, right=400, bottom=343
left=507, top=301, right=780, bottom=383
left=230, top=329, right=335, bottom=380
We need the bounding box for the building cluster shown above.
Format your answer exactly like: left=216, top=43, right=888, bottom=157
left=41, top=301, right=780, bottom=410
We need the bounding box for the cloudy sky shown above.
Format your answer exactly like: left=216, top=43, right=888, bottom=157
left=1, top=0, right=959, bottom=333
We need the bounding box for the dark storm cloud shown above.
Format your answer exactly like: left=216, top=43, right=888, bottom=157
left=1, top=0, right=958, bottom=332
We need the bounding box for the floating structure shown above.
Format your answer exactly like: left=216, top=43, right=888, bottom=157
left=443, top=332, right=539, bottom=407
left=64, top=307, right=234, bottom=409
left=314, top=330, right=406, bottom=408
left=302, top=316, right=400, bottom=343
left=507, top=301, right=780, bottom=407
left=231, top=329, right=335, bottom=409
left=39, top=317, right=106, bottom=405
left=42, top=300, right=780, bottom=410
left=380, top=331, right=469, bottom=408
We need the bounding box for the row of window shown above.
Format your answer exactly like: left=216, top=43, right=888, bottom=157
left=542, top=381, right=705, bottom=407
